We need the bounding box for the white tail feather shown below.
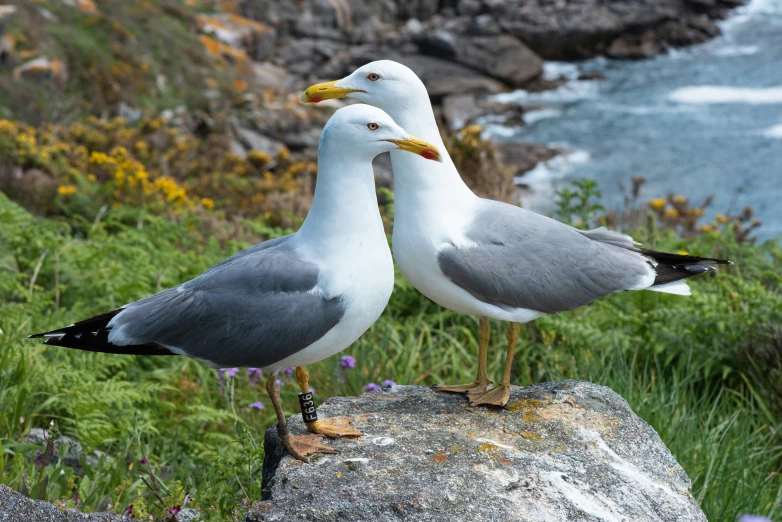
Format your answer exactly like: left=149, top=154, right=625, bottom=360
left=646, top=280, right=691, bottom=296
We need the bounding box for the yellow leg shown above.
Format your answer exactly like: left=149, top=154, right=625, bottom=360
left=433, top=316, right=492, bottom=394
left=295, top=366, right=361, bottom=438
left=468, top=322, right=519, bottom=407
left=266, top=374, right=337, bottom=463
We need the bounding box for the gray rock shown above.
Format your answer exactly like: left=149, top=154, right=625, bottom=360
left=250, top=382, right=705, bottom=522
left=24, top=428, right=84, bottom=472
left=0, top=485, right=131, bottom=522
left=234, top=126, right=286, bottom=156
left=416, top=31, right=543, bottom=87
left=176, top=507, right=201, bottom=522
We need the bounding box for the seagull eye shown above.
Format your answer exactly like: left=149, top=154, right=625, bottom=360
left=367, top=122, right=379, bottom=131
left=366, top=73, right=381, bottom=82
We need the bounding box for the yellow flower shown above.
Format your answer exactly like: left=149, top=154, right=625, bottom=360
left=649, top=198, right=666, bottom=210
left=700, top=225, right=713, bottom=233
left=673, top=195, right=686, bottom=204
left=201, top=197, right=214, bottom=209
left=663, top=208, right=679, bottom=218
left=715, top=214, right=728, bottom=224
left=677, top=250, right=688, bottom=256
left=57, top=185, right=77, bottom=196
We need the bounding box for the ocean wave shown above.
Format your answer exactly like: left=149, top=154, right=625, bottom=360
left=542, top=62, right=580, bottom=81
left=493, top=80, right=601, bottom=105
left=721, top=0, right=782, bottom=30
left=763, top=124, right=782, bottom=138
left=668, top=85, right=782, bottom=104
left=524, top=108, right=563, bottom=124
left=711, top=44, right=760, bottom=57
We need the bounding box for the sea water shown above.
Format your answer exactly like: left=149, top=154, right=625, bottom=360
left=487, top=0, right=782, bottom=241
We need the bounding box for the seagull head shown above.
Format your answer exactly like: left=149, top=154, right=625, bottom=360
left=321, top=104, right=442, bottom=162
left=301, top=60, right=427, bottom=114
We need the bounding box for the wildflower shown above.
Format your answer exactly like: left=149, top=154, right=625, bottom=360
left=123, top=505, right=134, bottom=516
left=247, top=367, right=263, bottom=382
left=673, top=195, right=687, bottom=204
left=201, top=197, right=215, bottom=209
left=282, top=367, right=294, bottom=376
left=365, top=382, right=381, bottom=392
left=715, top=213, right=728, bottom=224
left=249, top=402, right=264, bottom=410
left=648, top=198, right=666, bottom=210
left=218, top=368, right=239, bottom=378
left=168, top=505, right=181, bottom=517
left=339, top=355, right=356, bottom=369
left=700, top=225, right=713, bottom=233
left=677, top=251, right=688, bottom=256
left=57, top=185, right=77, bottom=196
left=663, top=208, right=678, bottom=218
left=139, top=458, right=148, bottom=466
left=381, top=380, right=397, bottom=387
left=276, top=379, right=284, bottom=388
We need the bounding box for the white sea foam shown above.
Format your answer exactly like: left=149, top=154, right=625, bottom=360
left=668, top=85, right=782, bottom=104
left=763, top=124, right=782, bottom=138
left=523, top=108, right=563, bottom=124
left=542, top=61, right=580, bottom=81
left=494, top=80, right=600, bottom=105
left=711, top=44, right=760, bottom=57
left=721, top=0, right=782, bottom=30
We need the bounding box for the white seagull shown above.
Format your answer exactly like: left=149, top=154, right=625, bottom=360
left=29, top=104, right=442, bottom=461
left=302, top=60, right=731, bottom=407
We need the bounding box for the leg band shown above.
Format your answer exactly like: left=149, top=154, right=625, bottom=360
left=298, top=391, right=318, bottom=423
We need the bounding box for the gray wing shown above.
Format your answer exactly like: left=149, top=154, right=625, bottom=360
left=437, top=200, right=654, bottom=314
left=108, top=235, right=345, bottom=368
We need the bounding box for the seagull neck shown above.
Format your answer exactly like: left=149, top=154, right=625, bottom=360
left=388, top=103, right=476, bottom=207
left=298, top=150, right=384, bottom=243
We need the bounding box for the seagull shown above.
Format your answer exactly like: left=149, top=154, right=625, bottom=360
left=29, top=103, right=443, bottom=461
left=302, top=60, right=731, bottom=407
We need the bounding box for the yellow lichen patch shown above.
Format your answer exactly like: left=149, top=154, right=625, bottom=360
left=507, top=398, right=546, bottom=422
left=476, top=442, right=497, bottom=453
left=520, top=431, right=541, bottom=441
left=432, top=451, right=447, bottom=463
left=551, top=445, right=566, bottom=454
left=450, top=445, right=465, bottom=453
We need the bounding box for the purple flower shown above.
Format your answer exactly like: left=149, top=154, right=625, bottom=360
left=139, top=458, right=148, bottom=466
left=249, top=401, right=265, bottom=410
left=276, top=379, right=284, bottom=388
left=340, top=355, right=356, bottom=369
left=247, top=367, right=263, bottom=382
left=739, top=517, right=774, bottom=522
left=381, top=380, right=396, bottom=387
left=123, top=505, right=134, bottom=516
left=168, top=505, right=181, bottom=516
left=282, top=367, right=294, bottom=376
left=365, top=382, right=381, bottom=392
left=218, top=368, right=239, bottom=378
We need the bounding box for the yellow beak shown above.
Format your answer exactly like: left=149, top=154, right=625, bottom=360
left=300, top=80, right=363, bottom=103
left=386, top=135, right=443, bottom=163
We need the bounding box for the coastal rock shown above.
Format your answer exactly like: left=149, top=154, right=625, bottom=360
left=250, top=382, right=705, bottom=522
left=0, top=485, right=131, bottom=522
left=23, top=428, right=85, bottom=473
left=416, top=31, right=543, bottom=87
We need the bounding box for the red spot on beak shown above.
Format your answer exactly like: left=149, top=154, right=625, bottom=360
left=420, top=149, right=439, bottom=161
left=308, top=94, right=323, bottom=103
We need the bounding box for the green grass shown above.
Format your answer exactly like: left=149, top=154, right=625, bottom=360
left=1, top=191, right=781, bottom=520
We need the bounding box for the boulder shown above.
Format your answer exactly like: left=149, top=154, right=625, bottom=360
left=23, top=428, right=85, bottom=473
left=250, top=382, right=706, bottom=521
left=0, top=485, right=131, bottom=522
left=416, top=30, right=543, bottom=87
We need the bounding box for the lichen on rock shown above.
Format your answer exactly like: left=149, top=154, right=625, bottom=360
left=251, top=382, right=706, bottom=522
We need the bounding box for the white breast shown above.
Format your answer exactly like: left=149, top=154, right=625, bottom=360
left=267, top=235, right=394, bottom=372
